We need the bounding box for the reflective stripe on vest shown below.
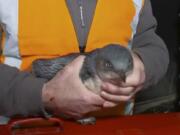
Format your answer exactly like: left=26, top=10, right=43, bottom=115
left=0, top=0, right=21, bottom=68
left=0, top=0, right=144, bottom=70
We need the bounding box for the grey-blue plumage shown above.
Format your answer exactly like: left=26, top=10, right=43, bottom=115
left=32, top=53, right=80, bottom=80
left=32, top=44, right=133, bottom=94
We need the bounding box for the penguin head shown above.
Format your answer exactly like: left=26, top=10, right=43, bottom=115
left=94, top=44, right=133, bottom=84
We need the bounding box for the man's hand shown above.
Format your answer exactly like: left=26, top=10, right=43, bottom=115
left=42, top=56, right=105, bottom=119
left=101, top=53, right=146, bottom=107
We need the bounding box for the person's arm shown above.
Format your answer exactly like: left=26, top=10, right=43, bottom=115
left=0, top=22, right=104, bottom=119
left=0, top=56, right=104, bottom=118
left=0, top=64, right=47, bottom=117
left=0, top=23, right=48, bottom=117
left=101, top=0, right=169, bottom=107
left=132, top=0, right=169, bottom=88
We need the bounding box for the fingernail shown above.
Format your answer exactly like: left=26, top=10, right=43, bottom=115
left=101, top=91, right=106, bottom=96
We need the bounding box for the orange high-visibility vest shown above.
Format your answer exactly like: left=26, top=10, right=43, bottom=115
left=0, top=0, right=144, bottom=116
left=0, top=0, right=144, bottom=70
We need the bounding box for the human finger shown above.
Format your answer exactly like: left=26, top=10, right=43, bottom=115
left=103, top=101, right=118, bottom=108
left=102, top=83, right=135, bottom=96
left=101, top=91, right=133, bottom=102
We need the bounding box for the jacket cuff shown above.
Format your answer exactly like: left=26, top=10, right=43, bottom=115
left=13, top=76, right=47, bottom=117
left=132, top=49, right=155, bottom=89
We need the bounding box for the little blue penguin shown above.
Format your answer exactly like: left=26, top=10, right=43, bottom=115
left=32, top=44, right=133, bottom=90
left=32, top=44, right=134, bottom=124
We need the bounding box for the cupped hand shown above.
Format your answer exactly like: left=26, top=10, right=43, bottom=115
left=42, top=56, right=105, bottom=119
left=101, top=53, right=146, bottom=107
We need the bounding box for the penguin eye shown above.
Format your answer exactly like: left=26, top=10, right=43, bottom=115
left=105, top=62, right=112, bottom=68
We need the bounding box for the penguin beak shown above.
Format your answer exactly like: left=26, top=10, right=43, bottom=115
left=118, top=72, right=126, bottom=83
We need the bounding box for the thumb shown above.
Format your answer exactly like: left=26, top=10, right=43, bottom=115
left=67, top=55, right=85, bottom=73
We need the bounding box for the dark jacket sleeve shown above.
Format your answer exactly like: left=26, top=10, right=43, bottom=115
left=0, top=63, right=47, bottom=117
left=0, top=25, right=47, bottom=117
left=132, top=0, right=169, bottom=88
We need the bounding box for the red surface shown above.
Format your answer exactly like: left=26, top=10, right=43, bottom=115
left=1, top=113, right=180, bottom=135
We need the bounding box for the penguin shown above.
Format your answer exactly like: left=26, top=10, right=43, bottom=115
left=32, top=44, right=133, bottom=124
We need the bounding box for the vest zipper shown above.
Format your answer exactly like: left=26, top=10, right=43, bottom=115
left=78, top=0, right=86, bottom=53
left=78, top=0, right=85, bottom=28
